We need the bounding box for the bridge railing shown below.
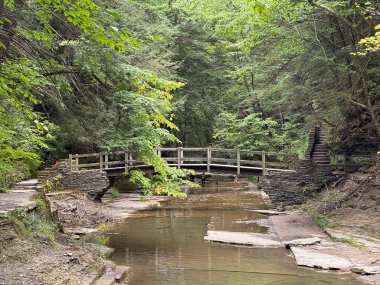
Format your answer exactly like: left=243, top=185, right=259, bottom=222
left=68, top=147, right=298, bottom=174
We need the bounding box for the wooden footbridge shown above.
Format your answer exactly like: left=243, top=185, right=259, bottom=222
left=68, top=147, right=298, bottom=176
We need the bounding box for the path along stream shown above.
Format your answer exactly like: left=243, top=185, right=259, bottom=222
left=104, top=177, right=364, bottom=285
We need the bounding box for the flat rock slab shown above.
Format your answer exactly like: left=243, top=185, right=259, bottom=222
left=284, top=237, right=322, bottom=248
left=65, top=227, right=99, bottom=235
left=351, top=266, right=380, bottom=275
left=251, top=210, right=286, bottom=215
left=291, top=247, right=353, bottom=270
left=204, top=231, right=282, bottom=247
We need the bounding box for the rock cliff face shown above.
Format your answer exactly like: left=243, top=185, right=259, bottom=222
left=258, top=160, right=364, bottom=208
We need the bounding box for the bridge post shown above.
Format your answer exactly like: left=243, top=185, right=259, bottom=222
left=124, top=151, right=129, bottom=174
left=177, top=147, right=183, bottom=169
left=237, top=149, right=241, bottom=175
left=99, top=152, right=104, bottom=170
left=207, top=147, right=211, bottom=173
left=262, top=151, right=266, bottom=174
left=157, top=148, right=161, bottom=158
left=75, top=154, right=79, bottom=171
left=104, top=153, right=109, bottom=169
left=69, top=154, right=73, bottom=173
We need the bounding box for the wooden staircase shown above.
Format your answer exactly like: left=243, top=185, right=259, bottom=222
left=305, top=127, right=330, bottom=165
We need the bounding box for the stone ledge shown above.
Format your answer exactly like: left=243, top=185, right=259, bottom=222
left=204, top=230, right=282, bottom=247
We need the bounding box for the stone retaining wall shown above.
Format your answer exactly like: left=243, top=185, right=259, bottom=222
left=42, top=160, right=110, bottom=201
left=60, top=170, right=110, bottom=201
left=258, top=161, right=354, bottom=209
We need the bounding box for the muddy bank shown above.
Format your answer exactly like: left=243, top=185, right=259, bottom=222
left=0, top=190, right=168, bottom=285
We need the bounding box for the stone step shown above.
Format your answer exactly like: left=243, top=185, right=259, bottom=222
left=312, top=155, right=329, bottom=159
left=314, top=144, right=328, bottom=148
left=10, top=189, right=36, bottom=193
left=15, top=179, right=38, bottom=186
left=11, top=185, right=37, bottom=190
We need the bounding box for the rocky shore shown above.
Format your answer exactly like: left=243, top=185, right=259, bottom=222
left=0, top=190, right=169, bottom=285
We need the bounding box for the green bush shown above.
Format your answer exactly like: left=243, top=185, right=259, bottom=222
left=95, top=234, right=109, bottom=246
left=8, top=209, right=58, bottom=240
left=110, top=186, right=120, bottom=198
left=0, top=147, right=41, bottom=190
left=42, top=175, right=62, bottom=193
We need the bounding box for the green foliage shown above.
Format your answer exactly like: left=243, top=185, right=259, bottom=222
left=35, top=197, right=47, bottom=212
left=213, top=112, right=283, bottom=151
left=42, top=175, right=62, bottom=193
left=95, top=223, right=109, bottom=247
left=110, top=187, right=120, bottom=199
left=95, top=223, right=108, bottom=232
left=331, top=236, right=365, bottom=250
left=0, top=148, right=41, bottom=190
left=302, top=201, right=339, bottom=229
left=8, top=209, right=58, bottom=240
left=314, top=214, right=339, bottom=229
left=1, top=0, right=379, bottom=199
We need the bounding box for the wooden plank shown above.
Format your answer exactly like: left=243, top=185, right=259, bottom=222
left=158, top=148, right=178, bottom=151
left=72, top=153, right=100, bottom=158
left=181, top=147, right=207, bottom=151
left=75, top=154, right=79, bottom=172
left=104, top=153, right=109, bottom=169
left=207, top=147, right=211, bottom=172
left=211, top=158, right=237, bottom=163
left=181, top=157, right=207, bottom=161
left=77, top=163, right=101, bottom=168
left=210, top=148, right=238, bottom=152
left=103, top=161, right=125, bottom=166
left=68, top=154, right=72, bottom=173
left=239, top=159, right=264, bottom=166
left=99, top=152, right=104, bottom=170
left=162, top=158, right=177, bottom=162
left=239, top=150, right=263, bottom=155
left=262, top=151, right=266, bottom=175
left=124, top=151, right=129, bottom=174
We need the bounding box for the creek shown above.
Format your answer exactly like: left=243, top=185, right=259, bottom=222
left=105, top=177, right=364, bottom=285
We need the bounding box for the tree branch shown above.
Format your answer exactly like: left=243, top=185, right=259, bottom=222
left=307, top=0, right=354, bottom=31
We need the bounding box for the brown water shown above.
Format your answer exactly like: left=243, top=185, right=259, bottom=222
left=107, top=179, right=364, bottom=285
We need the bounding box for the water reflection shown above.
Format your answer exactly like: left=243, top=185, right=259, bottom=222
left=107, top=181, right=363, bottom=285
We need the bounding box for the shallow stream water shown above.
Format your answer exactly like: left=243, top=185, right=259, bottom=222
left=106, top=178, right=364, bottom=285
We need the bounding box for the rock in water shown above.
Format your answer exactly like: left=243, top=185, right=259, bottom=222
left=351, top=266, right=380, bottom=275
left=204, top=231, right=282, bottom=247
left=291, top=247, right=353, bottom=270
left=284, top=237, right=322, bottom=248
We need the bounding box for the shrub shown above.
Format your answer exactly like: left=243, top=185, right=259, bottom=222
left=42, top=175, right=62, bottom=193
left=110, top=186, right=120, bottom=198
left=8, top=209, right=58, bottom=240
left=0, top=147, right=41, bottom=190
